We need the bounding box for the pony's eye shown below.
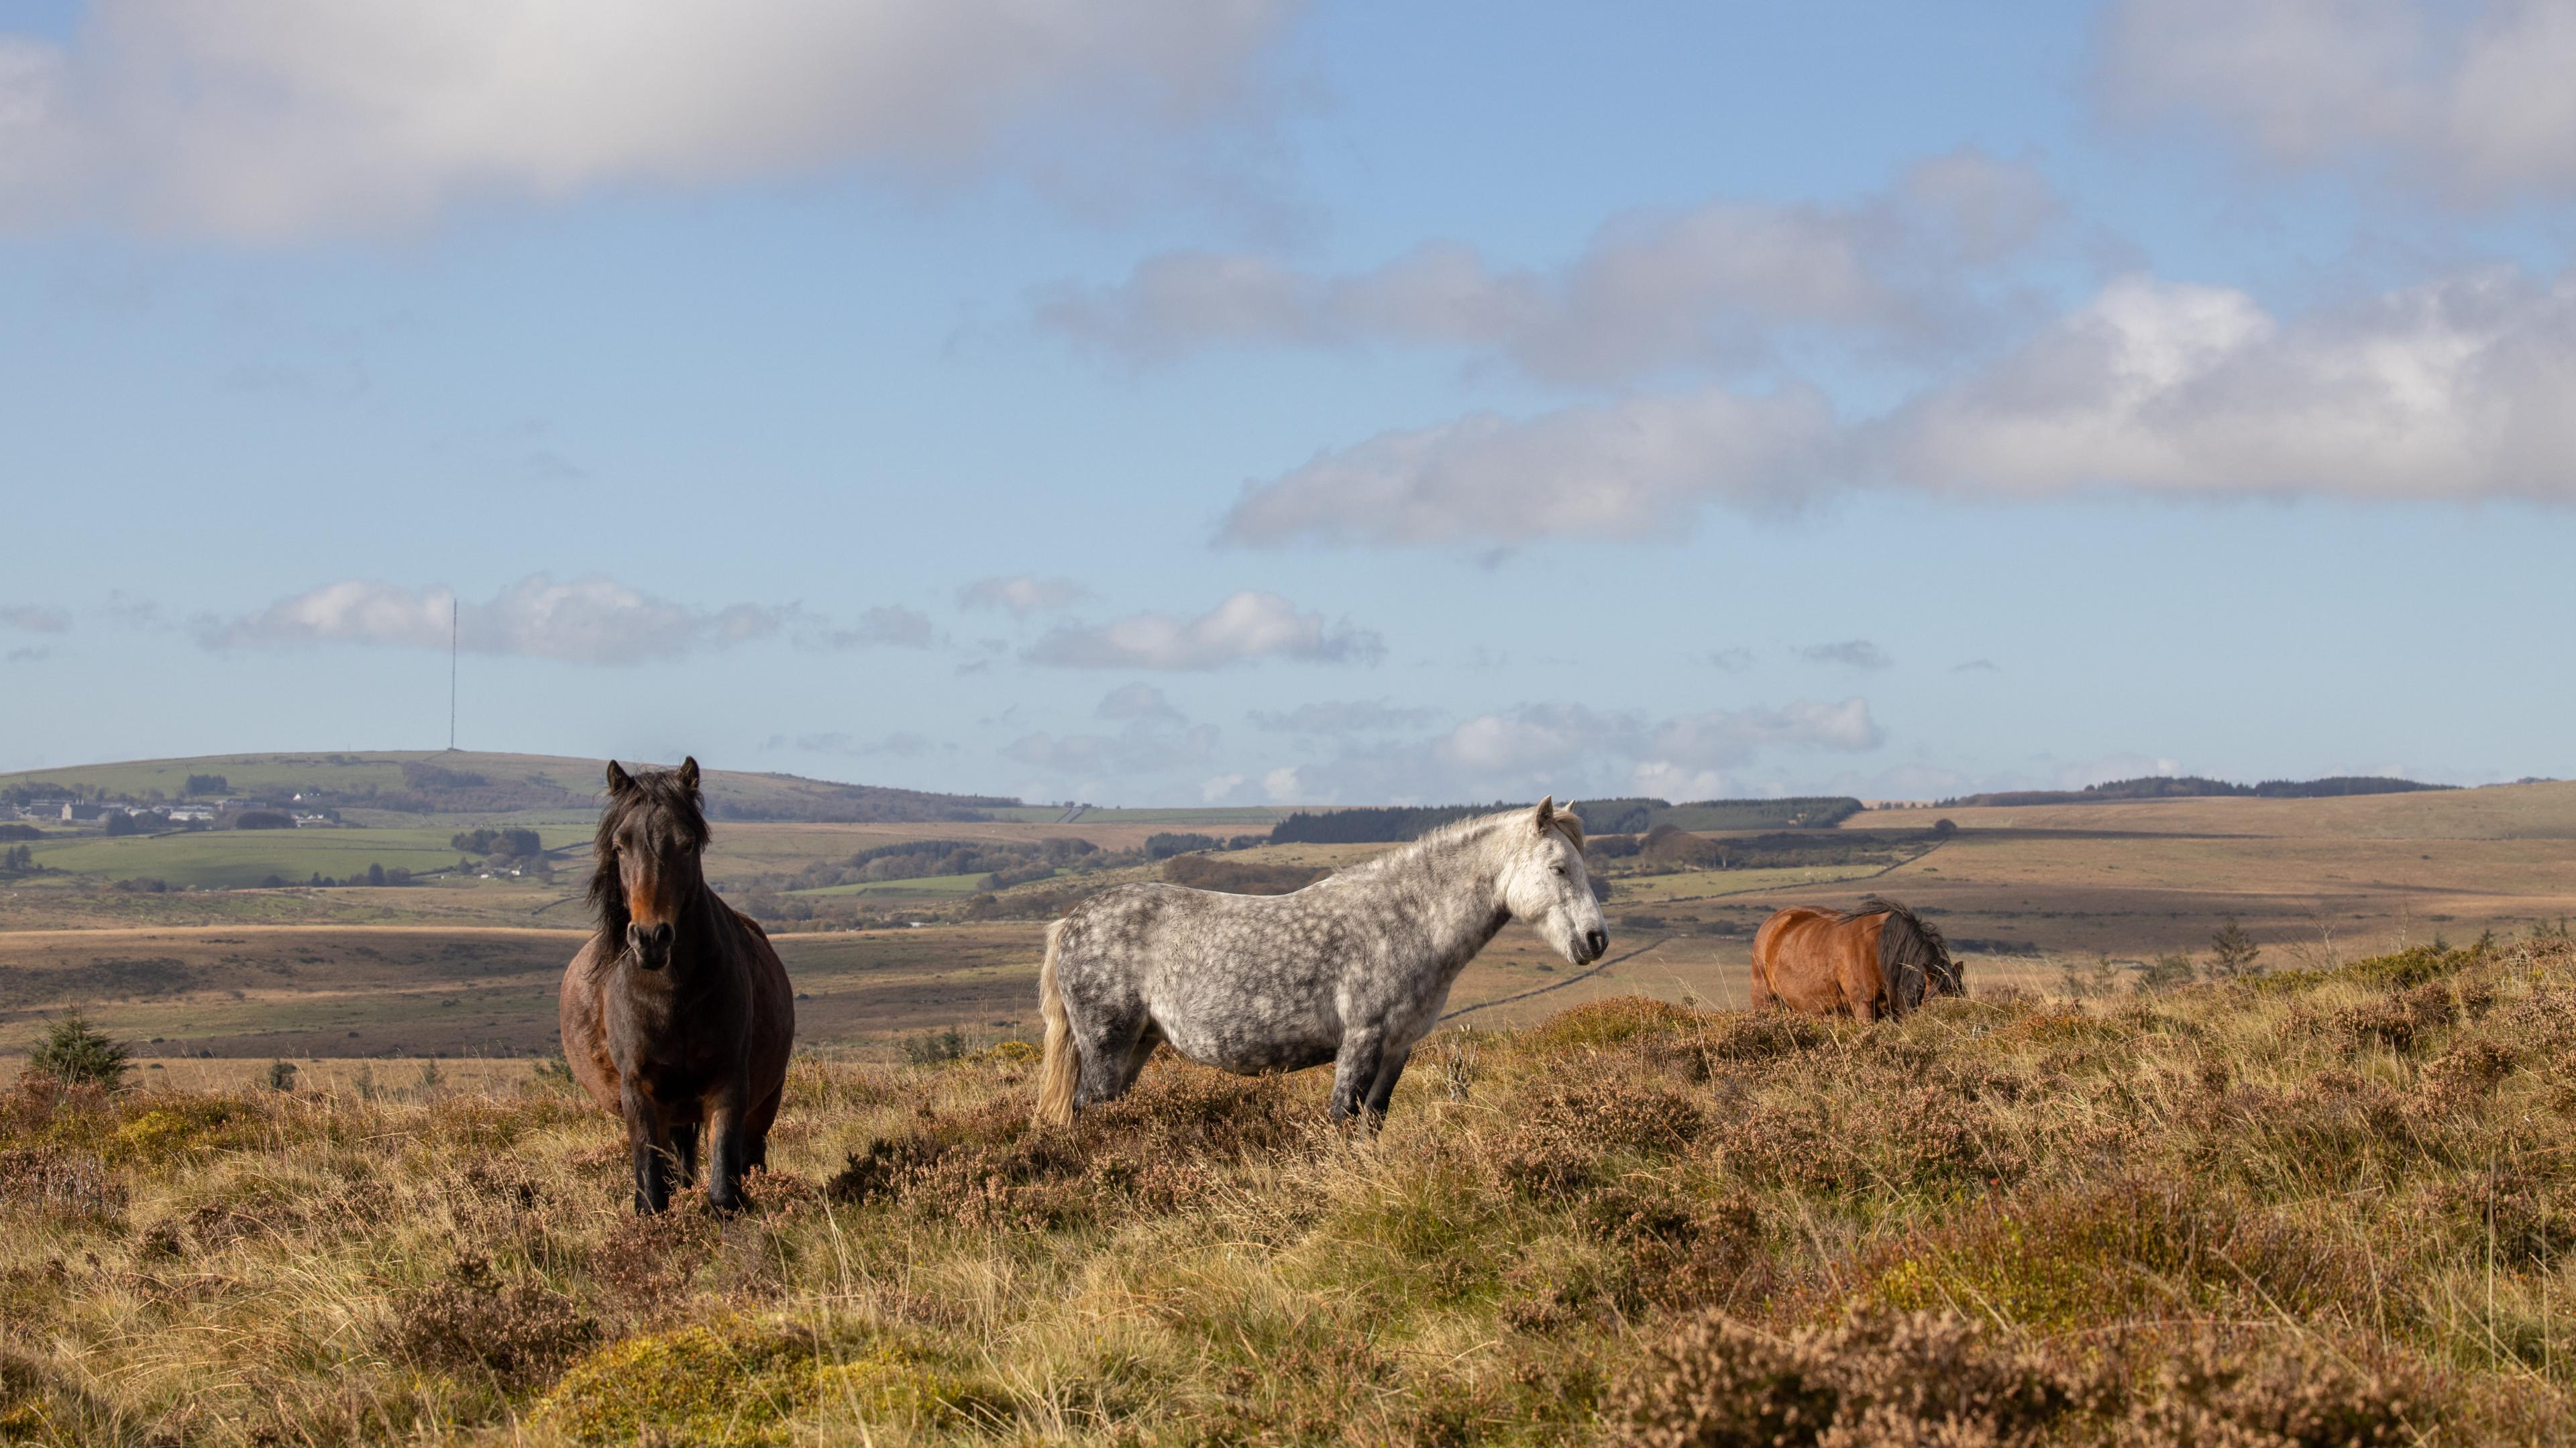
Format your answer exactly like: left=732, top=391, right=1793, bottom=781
left=1551, top=864, right=1567, bottom=876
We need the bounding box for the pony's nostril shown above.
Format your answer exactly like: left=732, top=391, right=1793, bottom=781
left=649, top=924, right=674, bottom=946
left=1586, top=929, right=1607, bottom=958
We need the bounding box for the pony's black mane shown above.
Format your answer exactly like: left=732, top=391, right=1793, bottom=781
left=1843, top=895, right=1963, bottom=1007
left=588, top=764, right=712, bottom=957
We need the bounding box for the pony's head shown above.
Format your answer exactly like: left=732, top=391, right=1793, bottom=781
left=1498, top=797, right=1609, bottom=967
left=1854, top=895, right=1962, bottom=1011
left=588, top=757, right=710, bottom=972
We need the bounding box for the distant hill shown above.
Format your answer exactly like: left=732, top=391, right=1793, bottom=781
left=1941, top=774, right=2453, bottom=809
left=0, top=750, right=1015, bottom=824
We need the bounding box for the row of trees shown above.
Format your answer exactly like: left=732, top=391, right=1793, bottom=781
left=450, top=827, right=543, bottom=859
left=1949, top=775, right=2451, bottom=808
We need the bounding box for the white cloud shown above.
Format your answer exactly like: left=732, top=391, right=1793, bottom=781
left=1630, top=762, right=1736, bottom=802
left=1247, top=698, right=1435, bottom=733
left=1231, top=265, right=2576, bottom=545
left=1199, top=772, right=1246, bottom=802
left=1, top=605, right=70, bottom=633
left=2100, top=0, right=2576, bottom=205
left=198, top=574, right=787, bottom=663
left=1007, top=722, right=1218, bottom=775
left=1433, top=704, right=1631, bottom=777
left=959, top=574, right=1094, bottom=616
left=0, top=0, right=1297, bottom=237
left=776, top=730, right=934, bottom=758
left=1265, top=698, right=1880, bottom=804
left=803, top=605, right=937, bottom=651
left=1024, top=591, right=1383, bottom=669
left=1036, top=148, right=2061, bottom=382
left=1879, top=269, right=2576, bottom=500
left=1794, top=639, right=1891, bottom=670
left=1646, top=699, right=1884, bottom=770
left=2055, top=753, right=2184, bottom=791
left=1097, top=682, right=1183, bottom=721
left=1222, top=386, right=1836, bottom=546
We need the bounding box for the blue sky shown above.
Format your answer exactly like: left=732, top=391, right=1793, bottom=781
left=4, top=0, right=2573, bottom=805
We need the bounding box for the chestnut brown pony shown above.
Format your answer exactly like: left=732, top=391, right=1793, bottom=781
left=559, top=758, right=794, bottom=1214
left=1750, top=896, right=1962, bottom=1021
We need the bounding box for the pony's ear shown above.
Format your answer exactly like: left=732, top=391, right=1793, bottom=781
left=677, top=756, right=700, bottom=792
left=1531, top=795, right=1556, bottom=831
left=605, top=761, right=635, bottom=795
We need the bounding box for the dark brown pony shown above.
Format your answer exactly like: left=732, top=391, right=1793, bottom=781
left=558, top=758, right=794, bottom=1213
left=1749, top=895, right=1962, bottom=1021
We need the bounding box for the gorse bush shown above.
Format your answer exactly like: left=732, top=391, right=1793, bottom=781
left=1, top=936, right=2572, bottom=1442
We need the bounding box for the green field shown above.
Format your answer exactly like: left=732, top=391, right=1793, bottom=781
left=788, top=871, right=998, bottom=897
left=15, top=826, right=590, bottom=889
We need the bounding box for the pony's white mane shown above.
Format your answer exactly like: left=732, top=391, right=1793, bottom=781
left=1340, top=806, right=1583, bottom=883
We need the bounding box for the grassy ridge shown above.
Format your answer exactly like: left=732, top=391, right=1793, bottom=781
left=4, top=938, right=2572, bottom=1443
left=0, top=750, right=1012, bottom=824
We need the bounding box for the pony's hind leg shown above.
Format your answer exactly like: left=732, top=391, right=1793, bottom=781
left=740, top=1083, right=782, bottom=1174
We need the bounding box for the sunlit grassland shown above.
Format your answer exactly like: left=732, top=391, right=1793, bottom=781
left=3, top=939, right=2571, bottom=1443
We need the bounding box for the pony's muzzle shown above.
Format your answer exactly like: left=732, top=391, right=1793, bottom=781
left=627, top=920, right=675, bottom=969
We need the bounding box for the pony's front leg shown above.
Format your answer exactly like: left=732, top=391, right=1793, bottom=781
left=1329, top=1029, right=1388, bottom=1124
left=1838, top=959, right=1879, bottom=1023
left=621, top=1081, right=671, bottom=1215
left=703, top=1078, right=747, bottom=1214
left=1362, top=1045, right=1413, bottom=1120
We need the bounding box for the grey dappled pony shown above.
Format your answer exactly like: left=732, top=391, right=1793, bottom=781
left=1034, top=797, right=1611, bottom=1127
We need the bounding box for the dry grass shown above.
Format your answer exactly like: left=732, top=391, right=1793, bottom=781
left=5, top=938, right=2576, bottom=1444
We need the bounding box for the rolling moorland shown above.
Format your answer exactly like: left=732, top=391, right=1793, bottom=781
left=6, top=753, right=2576, bottom=1440
left=5, top=754, right=2576, bottom=1068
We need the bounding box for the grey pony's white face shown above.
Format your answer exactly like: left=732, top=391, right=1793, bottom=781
left=1499, top=797, right=1611, bottom=967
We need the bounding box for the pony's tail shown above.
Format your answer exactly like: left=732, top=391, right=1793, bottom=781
left=1032, top=919, right=1079, bottom=1129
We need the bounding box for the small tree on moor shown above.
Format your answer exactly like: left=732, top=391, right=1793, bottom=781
left=2208, top=918, right=2263, bottom=979
left=27, top=1008, right=132, bottom=1089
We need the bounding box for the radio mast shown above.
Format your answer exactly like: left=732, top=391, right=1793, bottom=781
left=447, top=598, right=458, bottom=752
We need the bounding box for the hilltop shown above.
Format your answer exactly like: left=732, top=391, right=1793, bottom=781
left=1940, top=773, right=2457, bottom=809
left=0, top=750, right=1015, bottom=825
